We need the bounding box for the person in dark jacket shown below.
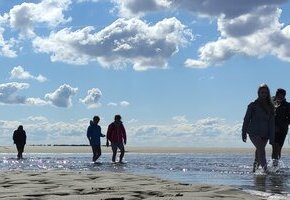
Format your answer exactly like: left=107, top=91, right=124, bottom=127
left=106, top=115, right=127, bottom=163
left=271, top=88, right=290, bottom=166
left=242, top=84, right=275, bottom=172
left=13, top=125, right=26, bottom=160
left=87, top=116, right=105, bottom=163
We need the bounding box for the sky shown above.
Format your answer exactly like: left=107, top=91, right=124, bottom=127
left=1, top=0, right=290, bottom=147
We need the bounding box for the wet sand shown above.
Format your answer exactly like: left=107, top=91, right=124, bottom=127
left=0, top=171, right=261, bottom=200
left=0, top=146, right=268, bottom=199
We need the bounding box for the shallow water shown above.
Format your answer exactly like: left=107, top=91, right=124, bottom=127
left=0, top=152, right=290, bottom=199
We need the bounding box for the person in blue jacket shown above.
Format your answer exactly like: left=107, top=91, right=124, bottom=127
left=87, top=116, right=105, bottom=162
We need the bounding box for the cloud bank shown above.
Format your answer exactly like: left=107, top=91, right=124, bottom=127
left=129, top=117, right=242, bottom=147
left=185, top=6, right=290, bottom=68
left=0, top=116, right=243, bottom=147
left=32, top=17, right=192, bottom=70
left=113, top=0, right=290, bottom=68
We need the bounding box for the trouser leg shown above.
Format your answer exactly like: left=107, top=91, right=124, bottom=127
left=272, top=143, right=280, bottom=160
left=111, top=144, right=117, bottom=162
left=20, top=145, right=24, bottom=159
left=118, top=144, right=125, bottom=162
left=255, top=150, right=258, bottom=164
left=16, top=144, right=24, bottom=159
left=275, top=145, right=282, bottom=160
left=250, top=136, right=268, bottom=169
left=275, top=131, right=288, bottom=160
left=91, top=146, right=97, bottom=162
left=95, top=146, right=102, bottom=161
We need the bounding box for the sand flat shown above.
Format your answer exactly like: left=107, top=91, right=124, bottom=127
left=0, top=171, right=261, bottom=200
left=0, top=145, right=288, bottom=154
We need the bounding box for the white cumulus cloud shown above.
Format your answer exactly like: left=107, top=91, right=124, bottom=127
left=45, top=84, right=78, bottom=108
left=113, top=0, right=171, bottom=18
left=0, top=27, right=17, bottom=58
left=77, top=0, right=99, bottom=3
left=32, top=17, right=192, bottom=70
left=112, top=0, right=290, bottom=68
left=185, top=6, right=290, bottom=68
left=7, top=0, right=72, bottom=37
left=25, top=97, right=48, bottom=106
left=0, top=82, right=30, bottom=104
left=0, top=82, right=48, bottom=106
left=80, top=88, right=102, bottom=108
left=113, top=0, right=286, bottom=18
left=10, top=66, right=47, bottom=82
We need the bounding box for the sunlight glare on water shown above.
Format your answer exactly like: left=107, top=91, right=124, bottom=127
left=0, top=153, right=290, bottom=198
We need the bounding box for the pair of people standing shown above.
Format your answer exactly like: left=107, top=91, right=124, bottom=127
left=87, top=115, right=127, bottom=163
left=242, top=84, right=290, bottom=172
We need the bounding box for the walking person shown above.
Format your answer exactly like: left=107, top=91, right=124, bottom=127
left=106, top=115, right=127, bottom=163
left=13, top=125, right=26, bottom=160
left=242, top=84, right=275, bottom=172
left=272, top=88, right=290, bottom=166
left=87, top=116, right=105, bottom=163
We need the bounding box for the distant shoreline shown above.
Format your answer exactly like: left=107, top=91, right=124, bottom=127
left=0, top=146, right=286, bottom=154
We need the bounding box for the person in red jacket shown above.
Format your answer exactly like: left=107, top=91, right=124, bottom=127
left=106, top=115, right=127, bottom=163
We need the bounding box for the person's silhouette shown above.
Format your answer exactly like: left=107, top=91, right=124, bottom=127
left=87, top=116, right=105, bottom=162
left=242, top=84, right=275, bottom=173
left=13, top=125, right=26, bottom=160
left=106, top=115, right=127, bottom=163
left=271, top=88, right=290, bottom=166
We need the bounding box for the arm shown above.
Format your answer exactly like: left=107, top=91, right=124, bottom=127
left=122, top=124, right=127, bottom=145
left=87, top=127, right=91, bottom=141
left=106, top=125, right=112, bottom=146
left=24, top=131, right=27, bottom=145
left=13, top=131, right=16, bottom=144
left=269, top=114, right=275, bottom=145
left=288, top=103, right=290, bottom=125
left=242, top=103, right=254, bottom=142
left=98, top=126, right=105, bottom=137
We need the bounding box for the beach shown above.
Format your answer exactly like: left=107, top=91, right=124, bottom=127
left=1, top=146, right=288, bottom=199
left=0, top=170, right=261, bottom=200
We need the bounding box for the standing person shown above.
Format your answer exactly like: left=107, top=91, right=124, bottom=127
left=272, top=88, right=290, bottom=166
left=242, top=84, right=275, bottom=172
left=87, top=116, right=105, bottom=163
left=106, top=115, right=127, bottom=163
left=13, top=125, right=26, bottom=160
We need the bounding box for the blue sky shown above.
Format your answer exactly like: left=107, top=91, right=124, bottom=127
left=1, top=0, right=290, bottom=147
